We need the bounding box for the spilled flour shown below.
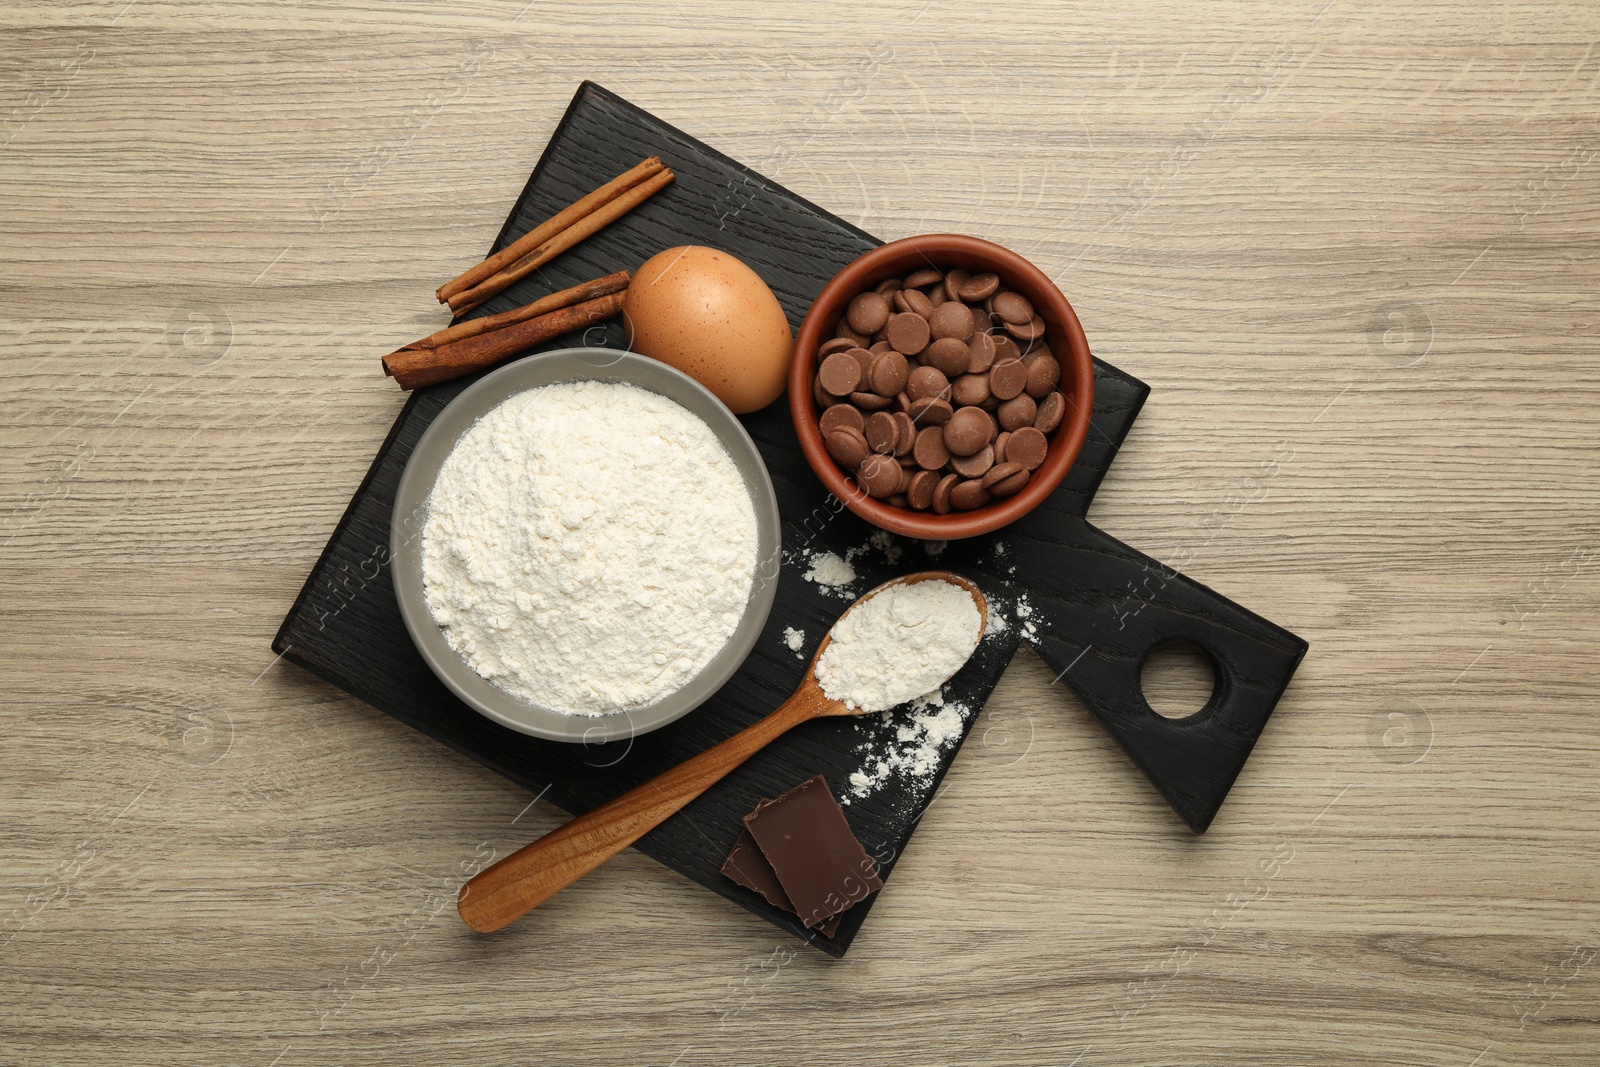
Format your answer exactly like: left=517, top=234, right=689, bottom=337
left=1015, top=594, right=1037, bottom=641
left=985, top=607, right=1009, bottom=637
left=867, top=528, right=902, bottom=564
left=844, top=690, right=974, bottom=803
left=803, top=551, right=856, bottom=590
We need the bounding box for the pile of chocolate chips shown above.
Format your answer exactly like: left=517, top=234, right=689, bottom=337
left=811, top=267, right=1067, bottom=512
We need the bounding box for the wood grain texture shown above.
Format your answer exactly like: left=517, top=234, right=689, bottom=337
left=2, top=2, right=1597, bottom=1064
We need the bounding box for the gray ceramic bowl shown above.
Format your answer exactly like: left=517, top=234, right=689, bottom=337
left=391, top=348, right=781, bottom=743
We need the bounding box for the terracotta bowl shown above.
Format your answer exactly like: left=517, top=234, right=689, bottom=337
left=789, top=234, right=1095, bottom=539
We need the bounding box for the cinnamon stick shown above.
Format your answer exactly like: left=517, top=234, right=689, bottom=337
left=447, top=168, right=675, bottom=314
left=394, top=270, right=630, bottom=353
left=435, top=157, right=665, bottom=304
left=382, top=290, right=626, bottom=390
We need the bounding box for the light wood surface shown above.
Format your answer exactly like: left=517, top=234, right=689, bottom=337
left=3, top=2, right=1598, bottom=1064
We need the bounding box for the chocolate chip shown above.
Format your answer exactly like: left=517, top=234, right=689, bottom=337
left=895, top=288, right=935, bottom=319
left=1006, top=426, right=1048, bottom=470
left=907, top=397, right=954, bottom=426
left=949, top=444, right=994, bottom=479
left=959, top=272, right=1000, bottom=301
left=971, top=306, right=993, bottom=337
left=1014, top=332, right=1048, bottom=358
left=1023, top=352, right=1060, bottom=398
left=857, top=454, right=901, bottom=498
left=843, top=347, right=875, bottom=379
left=929, top=301, right=975, bottom=342
left=825, top=427, right=868, bottom=469
left=925, top=337, right=971, bottom=377
left=906, top=365, right=951, bottom=402
left=943, top=406, right=993, bottom=457
left=907, top=469, right=939, bottom=510
left=951, top=372, right=991, bottom=408
left=846, top=291, right=891, bottom=335
left=980, top=460, right=1022, bottom=487
left=868, top=350, right=910, bottom=396
left=913, top=425, right=951, bottom=470
left=993, top=430, right=1011, bottom=464
left=864, top=411, right=898, bottom=455
left=886, top=312, right=930, bottom=356
left=933, top=473, right=959, bottom=514
left=835, top=319, right=871, bottom=347
left=995, top=471, right=1029, bottom=498
left=943, top=269, right=969, bottom=300
left=998, top=393, right=1037, bottom=431
left=982, top=462, right=1029, bottom=497
left=819, top=403, right=864, bottom=437
left=893, top=411, right=917, bottom=456
left=992, top=333, right=1022, bottom=363
left=851, top=390, right=892, bottom=411
left=950, top=479, right=991, bottom=510
left=869, top=340, right=893, bottom=356
left=904, top=268, right=943, bottom=289
left=1004, top=316, right=1047, bottom=343
left=989, top=358, right=1027, bottom=401
left=812, top=377, right=829, bottom=410
left=887, top=493, right=908, bottom=508
left=818, top=336, right=856, bottom=358
left=966, top=331, right=996, bottom=374
left=991, top=291, right=1034, bottom=326
left=1033, top=390, right=1065, bottom=433
left=817, top=352, right=861, bottom=396
left=874, top=277, right=902, bottom=296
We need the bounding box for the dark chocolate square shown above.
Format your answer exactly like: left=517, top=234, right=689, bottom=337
left=721, top=827, right=841, bottom=939
left=742, top=776, right=883, bottom=930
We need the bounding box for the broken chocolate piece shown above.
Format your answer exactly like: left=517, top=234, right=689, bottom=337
left=721, top=827, right=789, bottom=912
left=742, top=775, right=883, bottom=930
left=721, top=828, right=841, bottom=938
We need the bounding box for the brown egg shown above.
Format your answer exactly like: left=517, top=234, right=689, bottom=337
left=623, top=246, right=793, bottom=414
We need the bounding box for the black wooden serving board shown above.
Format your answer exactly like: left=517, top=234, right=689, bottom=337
left=274, top=82, right=1308, bottom=957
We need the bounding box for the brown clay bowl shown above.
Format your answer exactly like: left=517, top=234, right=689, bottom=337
left=789, top=233, right=1095, bottom=540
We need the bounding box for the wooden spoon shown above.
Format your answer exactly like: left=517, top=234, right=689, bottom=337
left=457, top=570, right=987, bottom=933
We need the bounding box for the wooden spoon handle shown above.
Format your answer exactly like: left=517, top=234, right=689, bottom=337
left=458, top=692, right=823, bottom=932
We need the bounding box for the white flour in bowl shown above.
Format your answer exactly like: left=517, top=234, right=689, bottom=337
left=420, top=380, right=758, bottom=715
left=814, top=578, right=983, bottom=712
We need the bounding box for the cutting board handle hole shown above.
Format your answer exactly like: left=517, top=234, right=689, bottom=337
left=1139, top=639, right=1217, bottom=721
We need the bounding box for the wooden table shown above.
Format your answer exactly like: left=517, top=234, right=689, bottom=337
left=3, top=3, right=1597, bottom=1063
